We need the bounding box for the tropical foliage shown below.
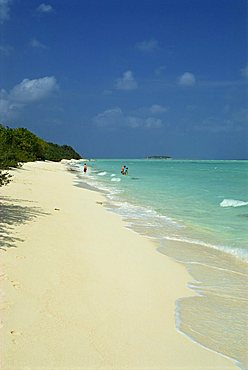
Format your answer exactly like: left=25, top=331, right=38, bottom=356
left=0, top=124, right=81, bottom=186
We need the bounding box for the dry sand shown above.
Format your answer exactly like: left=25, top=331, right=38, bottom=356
left=0, top=161, right=237, bottom=369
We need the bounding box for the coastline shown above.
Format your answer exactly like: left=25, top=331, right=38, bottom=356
left=0, top=161, right=237, bottom=369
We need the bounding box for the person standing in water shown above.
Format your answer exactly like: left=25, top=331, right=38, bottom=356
left=121, top=165, right=125, bottom=175
left=83, top=163, right=87, bottom=174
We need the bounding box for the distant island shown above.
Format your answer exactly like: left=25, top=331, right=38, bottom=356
left=147, top=156, right=172, bottom=160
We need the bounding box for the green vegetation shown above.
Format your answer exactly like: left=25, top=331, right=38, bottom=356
left=43, top=142, right=82, bottom=162
left=0, top=124, right=81, bottom=186
left=0, top=170, right=12, bottom=186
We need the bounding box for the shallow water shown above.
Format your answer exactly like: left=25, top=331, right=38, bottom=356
left=159, top=240, right=248, bottom=369
left=79, top=159, right=248, bottom=260
left=76, top=159, right=248, bottom=368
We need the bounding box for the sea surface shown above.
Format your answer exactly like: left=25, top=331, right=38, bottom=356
left=76, top=159, right=248, bottom=369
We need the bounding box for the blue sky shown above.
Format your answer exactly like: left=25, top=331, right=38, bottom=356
left=0, top=0, right=247, bottom=159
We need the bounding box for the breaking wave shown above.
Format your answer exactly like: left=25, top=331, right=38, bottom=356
left=98, top=171, right=107, bottom=176
left=220, top=199, right=248, bottom=208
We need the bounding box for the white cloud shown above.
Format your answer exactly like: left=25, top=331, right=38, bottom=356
left=193, top=111, right=247, bottom=133
left=92, top=107, right=162, bottom=130
left=10, top=77, right=58, bottom=103
left=136, top=39, right=159, bottom=52
left=0, top=98, right=12, bottom=118
left=30, top=38, right=47, bottom=49
left=126, top=116, right=141, bottom=128
left=93, top=107, right=124, bottom=128
left=150, top=104, right=168, bottom=114
left=144, top=117, right=162, bottom=128
left=0, top=89, right=20, bottom=120
left=178, top=72, right=196, bottom=86
left=241, top=65, right=248, bottom=78
left=116, top=70, right=138, bottom=90
left=195, top=117, right=235, bottom=133
left=36, top=3, right=54, bottom=13
left=135, top=104, right=169, bottom=116
left=0, top=97, right=10, bottom=115
left=0, top=76, right=58, bottom=120
left=0, top=0, right=12, bottom=24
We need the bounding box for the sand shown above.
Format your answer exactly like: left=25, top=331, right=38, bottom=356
left=0, top=161, right=237, bottom=369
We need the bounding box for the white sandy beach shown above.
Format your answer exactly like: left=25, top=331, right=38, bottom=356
left=0, top=161, right=237, bottom=369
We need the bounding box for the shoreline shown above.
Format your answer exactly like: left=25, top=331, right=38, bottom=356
left=77, top=161, right=248, bottom=369
left=81, top=159, right=248, bottom=264
left=0, top=161, right=238, bottom=369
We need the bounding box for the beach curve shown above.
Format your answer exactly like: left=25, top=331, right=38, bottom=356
left=0, top=161, right=238, bottom=369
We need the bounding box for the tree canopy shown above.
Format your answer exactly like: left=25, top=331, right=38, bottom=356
left=0, top=124, right=82, bottom=186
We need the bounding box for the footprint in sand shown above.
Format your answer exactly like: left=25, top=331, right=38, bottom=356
left=11, top=280, right=21, bottom=289
left=10, top=330, right=22, bottom=336
left=0, top=273, right=8, bottom=280
left=16, top=255, right=26, bottom=260
left=10, top=330, right=23, bottom=344
left=1, top=275, right=21, bottom=290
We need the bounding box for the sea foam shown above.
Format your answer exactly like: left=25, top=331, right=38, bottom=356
left=79, top=159, right=248, bottom=262
left=220, top=199, right=248, bottom=208
left=98, top=171, right=107, bottom=176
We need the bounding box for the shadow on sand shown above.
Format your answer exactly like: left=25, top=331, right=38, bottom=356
left=0, top=196, right=50, bottom=250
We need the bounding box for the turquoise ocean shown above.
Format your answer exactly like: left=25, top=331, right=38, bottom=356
left=77, top=159, right=248, bottom=369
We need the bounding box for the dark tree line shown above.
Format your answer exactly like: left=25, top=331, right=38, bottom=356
left=0, top=124, right=82, bottom=186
